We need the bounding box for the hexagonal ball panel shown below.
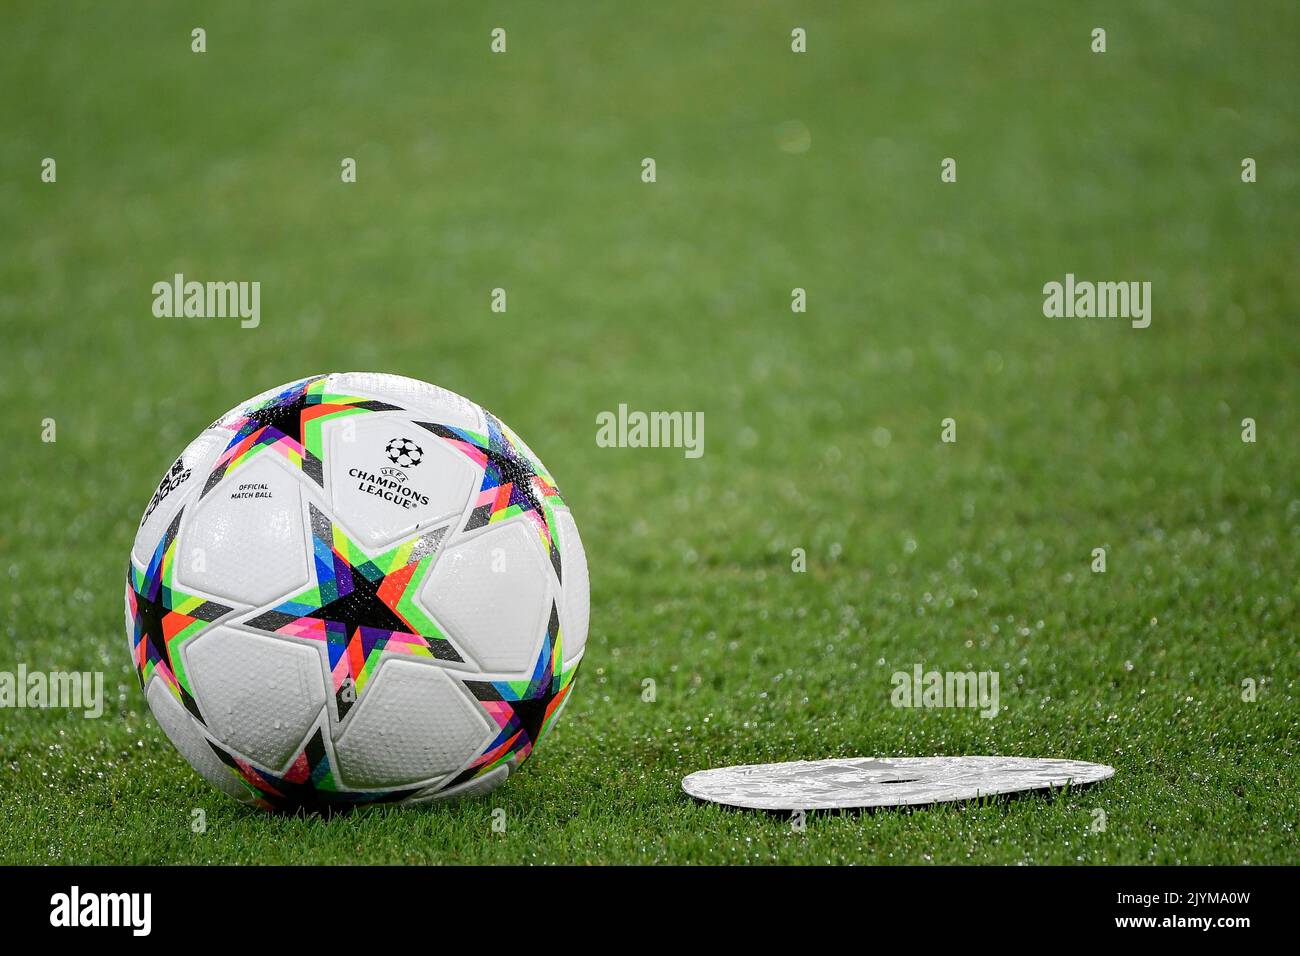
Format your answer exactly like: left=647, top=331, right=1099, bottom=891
left=173, top=456, right=310, bottom=607
left=186, top=625, right=328, bottom=772
left=333, top=659, right=492, bottom=788
left=326, top=414, right=480, bottom=550
left=420, top=520, right=554, bottom=673
left=555, top=510, right=590, bottom=666
left=145, top=677, right=252, bottom=802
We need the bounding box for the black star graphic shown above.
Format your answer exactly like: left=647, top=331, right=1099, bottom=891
left=304, top=564, right=410, bottom=635
left=416, top=413, right=565, bottom=580
left=505, top=695, right=552, bottom=752
left=127, top=510, right=231, bottom=723
left=209, top=728, right=419, bottom=814
left=448, top=604, right=578, bottom=787
left=475, top=440, right=547, bottom=528
left=202, top=376, right=402, bottom=496
left=242, top=507, right=460, bottom=721
left=241, top=388, right=314, bottom=447
left=129, top=587, right=222, bottom=721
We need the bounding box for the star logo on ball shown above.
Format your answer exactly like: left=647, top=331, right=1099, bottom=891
left=242, top=505, right=461, bottom=721
left=385, top=437, right=423, bottom=468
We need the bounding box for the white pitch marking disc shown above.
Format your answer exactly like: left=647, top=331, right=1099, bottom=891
left=682, top=756, right=1115, bottom=811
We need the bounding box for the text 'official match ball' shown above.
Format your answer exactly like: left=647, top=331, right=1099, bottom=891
left=124, top=373, right=589, bottom=811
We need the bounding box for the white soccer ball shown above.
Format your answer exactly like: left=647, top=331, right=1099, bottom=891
left=125, top=372, right=589, bottom=811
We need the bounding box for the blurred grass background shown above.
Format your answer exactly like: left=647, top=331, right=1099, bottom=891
left=0, top=1, right=1296, bottom=863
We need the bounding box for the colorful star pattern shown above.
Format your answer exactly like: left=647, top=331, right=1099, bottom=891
left=417, top=411, right=566, bottom=580
left=126, top=509, right=232, bottom=723
left=243, top=505, right=460, bottom=720
left=202, top=375, right=402, bottom=497
left=209, top=728, right=418, bottom=813
left=449, top=603, right=580, bottom=787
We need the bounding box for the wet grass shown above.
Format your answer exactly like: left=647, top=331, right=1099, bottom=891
left=0, top=0, right=1297, bottom=864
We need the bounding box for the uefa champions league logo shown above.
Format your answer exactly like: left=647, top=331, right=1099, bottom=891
left=346, top=435, right=434, bottom=506
left=385, top=438, right=423, bottom=468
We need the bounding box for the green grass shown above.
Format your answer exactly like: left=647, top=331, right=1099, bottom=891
left=1, top=0, right=1297, bottom=864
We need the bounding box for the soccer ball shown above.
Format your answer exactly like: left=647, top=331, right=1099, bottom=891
left=125, top=372, right=589, bottom=811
